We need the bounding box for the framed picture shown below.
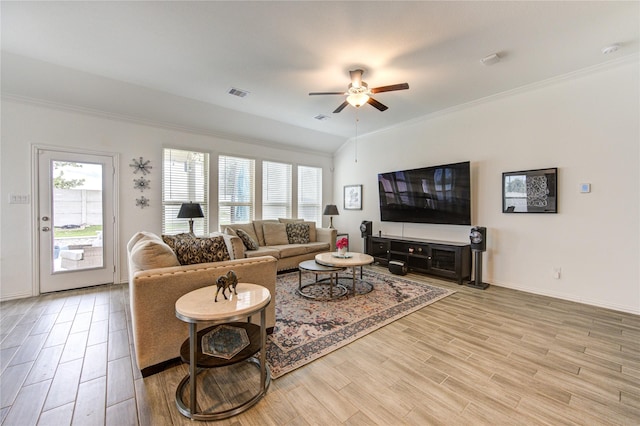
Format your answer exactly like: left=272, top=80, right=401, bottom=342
left=502, top=167, right=558, bottom=213
left=344, top=185, right=362, bottom=210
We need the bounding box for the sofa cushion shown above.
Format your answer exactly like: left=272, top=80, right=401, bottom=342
left=236, top=228, right=259, bottom=250
left=278, top=218, right=304, bottom=223
left=127, top=231, right=163, bottom=253
left=275, top=244, right=309, bottom=258
left=130, top=239, right=180, bottom=270
left=243, top=246, right=281, bottom=259
left=303, top=241, right=330, bottom=253
left=172, top=235, right=231, bottom=265
left=262, top=222, right=289, bottom=246
left=253, top=220, right=278, bottom=246
left=286, top=222, right=310, bottom=244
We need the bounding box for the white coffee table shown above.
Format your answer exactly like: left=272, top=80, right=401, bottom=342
left=175, top=283, right=271, bottom=420
left=315, top=252, right=374, bottom=296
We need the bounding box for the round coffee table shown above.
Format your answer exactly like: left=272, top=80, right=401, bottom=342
left=315, top=252, right=375, bottom=296
left=298, top=260, right=347, bottom=300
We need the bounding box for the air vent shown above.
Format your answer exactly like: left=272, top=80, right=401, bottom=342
left=228, top=87, right=249, bottom=98
left=314, top=114, right=330, bottom=121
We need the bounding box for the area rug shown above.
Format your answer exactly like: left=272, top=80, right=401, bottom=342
left=266, top=269, right=454, bottom=378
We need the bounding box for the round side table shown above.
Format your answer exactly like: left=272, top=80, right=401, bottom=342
left=175, top=283, right=271, bottom=420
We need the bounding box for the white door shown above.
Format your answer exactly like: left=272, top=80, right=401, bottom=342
left=38, top=149, right=116, bottom=292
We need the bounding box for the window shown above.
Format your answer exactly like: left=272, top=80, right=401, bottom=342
left=298, top=165, right=322, bottom=225
left=162, top=148, right=209, bottom=235
left=219, top=155, right=255, bottom=225
left=262, top=161, right=292, bottom=220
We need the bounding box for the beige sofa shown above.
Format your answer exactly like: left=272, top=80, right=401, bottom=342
left=222, top=219, right=337, bottom=271
left=126, top=231, right=277, bottom=376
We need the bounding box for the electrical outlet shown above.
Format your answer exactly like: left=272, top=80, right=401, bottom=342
left=553, top=267, right=561, bottom=279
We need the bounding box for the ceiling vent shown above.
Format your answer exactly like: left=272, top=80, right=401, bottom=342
left=314, top=114, right=330, bottom=121
left=228, top=87, right=249, bottom=98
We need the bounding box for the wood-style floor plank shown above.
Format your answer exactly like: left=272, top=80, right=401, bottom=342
left=0, top=267, right=638, bottom=425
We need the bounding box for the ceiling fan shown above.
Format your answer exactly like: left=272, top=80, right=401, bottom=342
left=309, top=69, right=409, bottom=113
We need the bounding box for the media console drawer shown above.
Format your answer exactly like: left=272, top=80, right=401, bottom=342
left=367, top=235, right=471, bottom=284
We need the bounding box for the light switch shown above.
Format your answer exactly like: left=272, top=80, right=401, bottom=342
left=9, top=194, right=30, bottom=204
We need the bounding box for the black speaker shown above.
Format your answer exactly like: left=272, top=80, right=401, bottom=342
left=470, top=226, right=487, bottom=252
left=360, top=221, right=372, bottom=238
left=389, top=260, right=408, bottom=275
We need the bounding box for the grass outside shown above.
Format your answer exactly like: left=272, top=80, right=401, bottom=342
left=54, top=225, right=103, bottom=238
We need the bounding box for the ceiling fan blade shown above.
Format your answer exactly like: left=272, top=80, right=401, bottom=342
left=349, top=69, right=364, bottom=88
left=333, top=101, right=349, bottom=113
left=367, top=97, right=388, bottom=112
left=309, top=91, right=346, bottom=96
left=370, top=83, right=409, bottom=94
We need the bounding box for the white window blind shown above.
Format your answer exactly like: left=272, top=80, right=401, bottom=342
left=162, top=148, right=209, bottom=235
left=298, top=165, right=322, bottom=225
left=262, top=161, right=292, bottom=220
left=218, top=155, right=255, bottom=225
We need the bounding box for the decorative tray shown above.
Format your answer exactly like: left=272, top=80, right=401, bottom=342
left=201, top=325, right=250, bottom=359
left=332, top=252, right=352, bottom=258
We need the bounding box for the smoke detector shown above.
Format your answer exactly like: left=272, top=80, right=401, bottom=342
left=481, top=53, right=501, bottom=66
left=601, top=44, right=620, bottom=55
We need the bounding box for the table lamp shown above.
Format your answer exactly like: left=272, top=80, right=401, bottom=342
left=177, top=202, right=204, bottom=234
left=323, top=204, right=339, bottom=229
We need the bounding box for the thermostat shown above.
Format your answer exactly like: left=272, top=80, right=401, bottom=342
left=580, top=183, right=591, bottom=193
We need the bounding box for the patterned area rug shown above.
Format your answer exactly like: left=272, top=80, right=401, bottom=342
left=266, top=269, right=455, bottom=378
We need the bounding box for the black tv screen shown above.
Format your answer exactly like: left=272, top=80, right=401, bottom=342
left=378, top=161, right=471, bottom=225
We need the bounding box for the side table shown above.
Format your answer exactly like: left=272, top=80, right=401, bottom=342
left=175, top=283, right=271, bottom=420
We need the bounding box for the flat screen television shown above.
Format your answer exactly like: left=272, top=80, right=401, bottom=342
left=378, top=161, right=471, bottom=225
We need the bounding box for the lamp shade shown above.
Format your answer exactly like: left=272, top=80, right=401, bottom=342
left=177, top=202, right=204, bottom=219
left=323, top=204, right=339, bottom=216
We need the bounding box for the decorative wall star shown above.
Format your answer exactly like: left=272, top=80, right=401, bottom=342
left=130, top=157, right=152, bottom=175
left=133, top=177, right=150, bottom=192
left=136, top=196, right=150, bottom=208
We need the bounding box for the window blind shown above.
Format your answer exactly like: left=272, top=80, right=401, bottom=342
left=298, top=165, right=322, bottom=225
left=262, top=161, right=292, bottom=220
left=218, top=155, right=255, bottom=225
left=162, top=148, right=209, bottom=235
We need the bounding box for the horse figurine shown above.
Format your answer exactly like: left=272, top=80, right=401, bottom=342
left=214, top=270, right=238, bottom=302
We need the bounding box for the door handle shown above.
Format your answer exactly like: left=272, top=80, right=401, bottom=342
left=42, top=226, right=50, bottom=232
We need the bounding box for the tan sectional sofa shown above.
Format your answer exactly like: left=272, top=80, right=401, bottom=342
left=222, top=219, right=337, bottom=271
left=126, top=231, right=277, bottom=376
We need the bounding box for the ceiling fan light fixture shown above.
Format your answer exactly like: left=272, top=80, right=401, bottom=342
left=347, top=92, right=370, bottom=107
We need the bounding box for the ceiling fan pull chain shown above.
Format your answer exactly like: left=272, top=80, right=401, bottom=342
left=354, top=113, right=359, bottom=163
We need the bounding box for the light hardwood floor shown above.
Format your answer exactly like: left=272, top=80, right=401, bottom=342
left=1, top=266, right=639, bottom=425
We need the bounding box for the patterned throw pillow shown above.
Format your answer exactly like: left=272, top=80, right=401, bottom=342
left=172, top=235, right=231, bottom=265
left=236, top=228, right=259, bottom=250
left=161, top=233, right=194, bottom=251
left=286, top=223, right=310, bottom=244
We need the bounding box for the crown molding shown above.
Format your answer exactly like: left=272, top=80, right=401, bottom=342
left=1, top=93, right=334, bottom=158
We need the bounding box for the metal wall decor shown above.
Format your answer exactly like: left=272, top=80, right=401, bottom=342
left=130, top=156, right=152, bottom=175
left=131, top=157, right=151, bottom=207
left=133, top=177, right=150, bottom=192
left=136, top=196, right=150, bottom=208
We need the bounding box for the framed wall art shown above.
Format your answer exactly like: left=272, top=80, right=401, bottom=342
left=502, top=167, right=557, bottom=213
left=344, top=184, right=362, bottom=210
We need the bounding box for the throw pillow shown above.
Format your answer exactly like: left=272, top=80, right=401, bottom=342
left=303, top=221, right=317, bottom=242
left=130, top=239, right=180, bottom=270
left=278, top=218, right=304, bottom=223
left=172, top=236, right=231, bottom=265
left=262, top=222, right=289, bottom=246
left=286, top=223, right=310, bottom=244
left=161, top=233, right=194, bottom=251
left=236, top=228, right=259, bottom=250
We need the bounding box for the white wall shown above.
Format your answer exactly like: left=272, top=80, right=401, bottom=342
left=332, top=59, right=639, bottom=314
left=0, top=101, right=335, bottom=300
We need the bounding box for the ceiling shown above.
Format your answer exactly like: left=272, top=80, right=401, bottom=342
left=2, top=1, right=638, bottom=154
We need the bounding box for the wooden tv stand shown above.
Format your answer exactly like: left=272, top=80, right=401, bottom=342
left=366, top=235, right=471, bottom=284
